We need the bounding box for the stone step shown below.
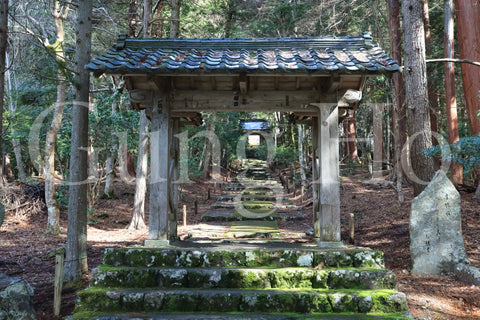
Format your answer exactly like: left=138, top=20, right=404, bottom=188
left=216, top=195, right=288, bottom=202
left=225, top=186, right=246, bottom=191
left=201, top=210, right=279, bottom=222
left=73, top=311, right=414, bottom=320
left=75, top=288, right=408, bottom=315
left=212, top=201, right=274, bottom=210
left=102, top=247, right=385, bottom=269
left=91, top=267, right=397, bottom=290
left=212, top=202, right=295, bottom=210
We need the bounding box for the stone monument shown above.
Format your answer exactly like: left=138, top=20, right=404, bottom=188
left=410, top=170, right=469, bottom=275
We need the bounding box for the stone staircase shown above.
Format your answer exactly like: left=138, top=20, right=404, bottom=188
left=72, top=242, right=412, bottom=319
left=202, top=160, right=294, bottom=223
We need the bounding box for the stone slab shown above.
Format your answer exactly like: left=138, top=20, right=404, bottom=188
left=410, top=170, right=469, bottom=275
left=227, top=220, right=280, bottom=238
left=74, top=312, right=414, bottom=320
left=76, top=288, right=408, bottom=314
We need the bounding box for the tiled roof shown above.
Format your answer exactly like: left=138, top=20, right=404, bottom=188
left=240, top=119, right=270, bottom=130
left=87, top=33, right=400, bottom=75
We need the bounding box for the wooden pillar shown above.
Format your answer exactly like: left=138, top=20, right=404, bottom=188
left=147, top=95, right=170, bottom=244
left=311, top=117, right=319, bottom=228
left=169, top=118, right=180, bottom=239
left=314, top=104, right=341, bottom=243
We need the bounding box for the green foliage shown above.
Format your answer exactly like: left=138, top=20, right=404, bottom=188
left=424, top=136, right=480, bottom=174
left=274, top=145, right=296, bottom=165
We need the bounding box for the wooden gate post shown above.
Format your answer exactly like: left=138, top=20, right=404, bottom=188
left=146, top=95, right=171, bottom=245
left=312, top=104, right=341, bottom=245
left=311, top=117, right=319, bottom=228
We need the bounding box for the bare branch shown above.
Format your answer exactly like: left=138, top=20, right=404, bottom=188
left=426, top=58, right=480, bottom=67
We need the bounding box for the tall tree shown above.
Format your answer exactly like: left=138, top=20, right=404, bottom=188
left=129, top=0, right=150, bottom=230
left=0, top=0, right=7, bottom=187
left=444, top=0, right=462, bottom=184
left=169, top=0, right=180, bottom=37
left=5, top=51, right=27, bottom=183
left=402, top=0, right=435, bottom=196
left=423, top=0, right=440, bottom=170
left=64, top=0, right=93, bottom=281
left=387, top=0, right=405, bottom=202
left=45, top=0, right=69, bottom=235
left=343, top=110, right=359, bottom=161
left=455, top=0, right=480, bottom=135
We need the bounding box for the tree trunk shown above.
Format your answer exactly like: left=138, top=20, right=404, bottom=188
left=143, top=0, right=151, bottom=36
left=201, top=119, right=214, bottom=179
left=129, top=110, right=149, bottom=230
left=128, top=0, right=150, bottom=230
left=5, top=52, right=27, bottom=183
left=402, top=0, right=435, bottom=196
left=44, top=82, right=65, bottom=235
left=474, top=181, right=480, bottom=202
left=0, top=0, right=7, bottom=187
left=128, top=0, right=138, bottom=37
left=103, top=149, right=115, bottom=197
left=169, top=0, right=180, bottom=37
left=387, top=0, right=407, bottom=201
left=45, top=0, right=69, bottom=236
left=444, top=0, right=463, bottom=185
left=455, top=0, right=480, bottom=135
left=423, top=0, right=440, bottom=170
left=343, top=110, right=358, bottom=161
left=386, top=0, right=406, bottom=150
left=297, top=124, right=307, bottom=185
left=224, top=0, right=235, bottom=38
left=64, top=0, right=92, bottom=281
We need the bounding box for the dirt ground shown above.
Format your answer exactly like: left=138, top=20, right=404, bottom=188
left=0, top=171, right=478, bottom=320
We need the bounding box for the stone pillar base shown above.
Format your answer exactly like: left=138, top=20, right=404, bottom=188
left=315, top=240, right=346, bottom=248
left=144, top=239, right=170, bottom=247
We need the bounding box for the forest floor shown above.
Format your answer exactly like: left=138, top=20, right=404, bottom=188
left=0, top=169, right=479, bottom=320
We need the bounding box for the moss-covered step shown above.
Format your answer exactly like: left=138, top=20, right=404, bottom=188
left=216, top=195, right=288, bottom=202
left=201, top=209, right=279, bottom=222
left=72, top=311, right=414, bottom=320
left=212, top=200, right=274, bottom=210
left=227, top=221, right=280, bottom=238
left=90, top=267, right=397, bottom=290
left=102, top=247, right=385, bottom=269
left=75, top=288, right=408, bottom=314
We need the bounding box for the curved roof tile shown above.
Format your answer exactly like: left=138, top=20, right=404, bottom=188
left=87, top=33, right=400, bottom=76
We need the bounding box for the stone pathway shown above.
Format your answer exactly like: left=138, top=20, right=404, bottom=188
left=192, top=159, right=302, bottom=239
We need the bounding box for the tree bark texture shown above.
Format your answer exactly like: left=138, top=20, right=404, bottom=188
left=423, top=0, right=440, bottom=170
left=169, top=0, right=180, bottom=37
left=444, top=0, right=463, bottom=184
left=5, top=52, right=27, bottom=183
left=402, top=0, right=435, bottom=196
left=64, top=0, right=92, bottom=281
left=455, top=0, right=480, bottom=135
left=343, top=110, right=358, bottom=161
left=45, top=0, right=69, bottom=236
left=143, top=0, right=151, bottom=37
left=103, top=149, right=115, bottom=197
left=129, top=110, right=149, bottom=230
left=387, top=0, right=406, bottom=149
left=0, top=0, right=7, bottom=186
left=297, top=124, right=307, bottom=186
left=128, top=0, right=138, bottom=37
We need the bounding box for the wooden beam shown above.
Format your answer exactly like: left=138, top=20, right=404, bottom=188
left=169, top=90, right=334, bottom=112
